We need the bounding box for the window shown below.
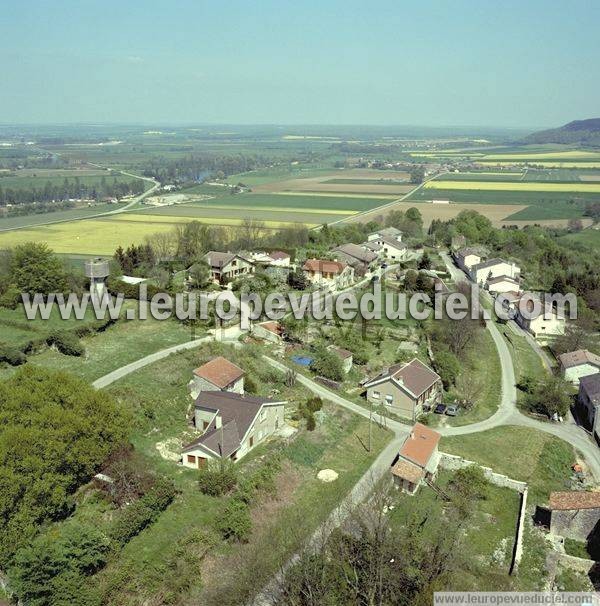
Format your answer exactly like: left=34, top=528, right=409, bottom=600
left=203, top=421, right=210, bottom=430
left=385, top=395, right=393, bottom=405
left=187, top=455, right=196, bottom=465
left=249, top=436, right=254, bottom=447
left=372, top=391, right=380, bottom=399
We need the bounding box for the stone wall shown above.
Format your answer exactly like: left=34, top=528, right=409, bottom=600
left=439, top=452, right=527, bottom=492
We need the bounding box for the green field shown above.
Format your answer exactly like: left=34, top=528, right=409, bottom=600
left=0, top=171, right=147, bottom=191
left=559, top=228, right=600, bottom=248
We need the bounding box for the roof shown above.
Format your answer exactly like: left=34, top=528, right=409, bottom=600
left=365, top=358, right=441, bottom=398
left=183, top=391, right=285, bottom=457
left=559, top=350, right=600, bottom=370
left=378, top=236, right=407, bottom=250
left=363, top=242, right=383, bottom=252
left=472, top=257, right=515, bottom=271
left=391, top=458, right=424, bottom=483
left=579, top=373, right=600, bottom=405
left=203, top=251, right=237, bottom=270
left=328, top=345, right=353, bottom=360
left=549, top=490, right=600, bottom=511
left=399, top=423, right=441, bottom=468
left=502, top=290, right=522, bottom=302
left=193, top=356, right=245, bottom=388
left=456, top=247, right=480, bottom=259
left=370, top=226, right=402, bottom=239
left=257, top=321, right=283, bottom=336
left=302, top=258, right=347, bottom=274
left=333, top=243, right=378, bottom=264
left=487, top=275, right=520, bottom=285
left=269, top=251, right=290, bottom=260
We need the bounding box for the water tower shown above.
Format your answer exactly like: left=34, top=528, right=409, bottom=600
left=85, top=258, right=110, bottom=302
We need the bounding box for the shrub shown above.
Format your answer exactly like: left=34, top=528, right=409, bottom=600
left=305, top=397, right=323, bottom=414
left=216, top=498, right=252, bottom=542
left=305, top=413, right=316, bottom=431
left=244, top=375, right=258, bottom=395
left=0, top=344, right=27, bottom=366
left=110, top=478, right=176, bottom=546
left=197, top=461, right=238, bottom=497
left=310, top=346, right=344, bottom=381
left=0, top=285, right=21, bottom=309
left=47, top=330, right=85, bottom=356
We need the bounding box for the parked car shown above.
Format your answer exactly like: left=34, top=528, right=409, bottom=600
left=434, top=403, right=447, bottom=414
left=445, top=404, right=459, bottom=417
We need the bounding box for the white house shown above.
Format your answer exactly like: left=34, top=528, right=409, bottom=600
left=558, top=350, right=600, bottom=386
left=181, top=391, right=286, bottom=467
left=203, top=252, right=254, bottom=284
left=514, top=296, right=566, bottom=342
left=363, top=236, right=407, bottom=262
left=268, top=251, right=291, bottom=266
left=454, top=247, right=481, bottom=273
left=188, top=356, right=245, bottom=399
left=486, top=275, right=521, bottom=294
left=469, top=258, right=520, bottom=286
left=302, top=258, right=354, bottom=290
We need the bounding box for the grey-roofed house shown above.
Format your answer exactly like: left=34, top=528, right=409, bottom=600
left=364, top=358, right=442, bottom=420
left=182, top=391, right=286, bottom=467
left=332, top=243, right=379, bottom=275
left=367, top=226, right=403, bottom=242
left=453, top=247, right=481, bottom=273
left=579, top=373, right=600, bottom=438
left=202, top=251, right=254, bottom=284
left=469, top=258, right=520, bottom=286
left=365, top=236, right=407, bottom=261
left=559, top=350, right=600, bottom=386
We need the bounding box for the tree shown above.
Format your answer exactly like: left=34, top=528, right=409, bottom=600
left=9, top=242, right=69, bottom=295
left=217, top=498, right=252, bottom=542
left=524, top=375, right=571, bottom=418
left=418, top=252, right=432, bottom=271
left=409, top=165, right=425, bottom=184
left=434, top=349, right=460, bottom=389
left=455, top=372, right=485, bottom=410
left=188, top=260, right=211, bottom=289
left=310, top=345, right=344, bottom=381
left=287, top=267, right=308, bottom=290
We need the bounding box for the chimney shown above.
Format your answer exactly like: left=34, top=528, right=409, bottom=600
left=215, top=413, right=222, bottom=429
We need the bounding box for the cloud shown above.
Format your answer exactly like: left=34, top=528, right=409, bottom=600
left=125, top=55, right=144, bottom=64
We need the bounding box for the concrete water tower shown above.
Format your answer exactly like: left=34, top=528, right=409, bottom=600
left=85, top=258, right=110, bottom=302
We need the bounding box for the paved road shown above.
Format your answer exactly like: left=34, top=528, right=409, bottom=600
left=439, top=252, right=600, bottom=481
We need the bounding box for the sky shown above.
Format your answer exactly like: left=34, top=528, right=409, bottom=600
left=1, top=0, right=599, bottom=128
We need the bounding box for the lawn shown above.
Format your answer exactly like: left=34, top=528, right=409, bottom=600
left=387, top=469, right=520, bottom=576
left=17, top=316, right=196, bottom=383
left=440, top=426, right=576, bottom=504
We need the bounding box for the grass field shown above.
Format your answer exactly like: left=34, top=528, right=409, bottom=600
left=0, top=171, right=147, bottom=190
left=559, top=228, right=600, bottom=248
left=426, top=180, right=600, bottom=193
left=441, top=426, right=576, bottom=504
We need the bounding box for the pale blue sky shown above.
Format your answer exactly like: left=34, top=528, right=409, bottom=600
left=1, top=0, right=599, bottom=127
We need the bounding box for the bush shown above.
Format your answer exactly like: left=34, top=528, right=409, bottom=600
left=0, top=285, right=21, bottom=309
left=305, top=397, right=323, bottom=414
left=47, top=330, right=85, bottom=356
left=110, top=477, right=176, bottom=546
left=305, top=413, right=316, bottom=431
left=0, top=344, right=27, bottom=366
left=197, top=461, right=238, bottom=497
left=310, top=346, right=344, bottom=381
left=216, top=498, right=252, bottom=542
left=244, top=375, right=258, bottom=395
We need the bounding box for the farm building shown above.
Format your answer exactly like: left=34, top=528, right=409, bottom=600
left=182, top=391, right=286, bottom=467
left=559, top=350, right=600, bottom=386
left=188, top=356, right=245, bottom=399
left=364, top=358, right=442, bottom=421
left=391, top=423, right=441, bottom=495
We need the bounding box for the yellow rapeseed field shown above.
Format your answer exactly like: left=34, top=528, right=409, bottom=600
left=482, top=150, right=600, bottom=160
left=479, top=161, right=600, bottom=169
left=425, top=180, right=600, bottom=193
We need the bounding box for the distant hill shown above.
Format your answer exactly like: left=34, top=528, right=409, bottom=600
left=523, top=118, right=600, bottom=146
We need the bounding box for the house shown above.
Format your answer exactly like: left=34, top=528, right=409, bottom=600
left=469, top=258, right=520, bottom=286
left=328, top=345, right=353, bottom=373
left=302, top=258, right=355, bottom=290
left=514, top=296, right=565, bottom=342
left=188, top=356, right=245, bottom=399
left=364, top=236, right=407, bottom=262
left=367, top=226, right=402, bottom=242
left=182, top=391, right=286, bottom=467
left=559, top=350, right=600, bottom=385
left=454, top=247, right=481, bottom=273
left=578, top=373, right=600, bottom=437
left=332, top=243, right=379, bottom=275
left=252, top=320, right=284, bottom=344
left=364, top=358, right=442, bottom=420
left=486, top=275, right=520, bottom=294
left=549, top=491, right=600, bottom=541
left=391, top=423, right=441, bottom=494
left=202, top=251, right=254, bottom=284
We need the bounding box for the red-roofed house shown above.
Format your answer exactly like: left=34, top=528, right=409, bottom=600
left=364, top=358, right=442, bottom=420
left=392, top=423, right=441, bottom=494
left=252, top=320, right=284, bottom=344
left=188, top=356, right=245, bottom=398
left=302, top=258, right=354, bottom=290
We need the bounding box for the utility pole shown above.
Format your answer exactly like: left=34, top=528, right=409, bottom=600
left=368, top=397, right=373, bottom=452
